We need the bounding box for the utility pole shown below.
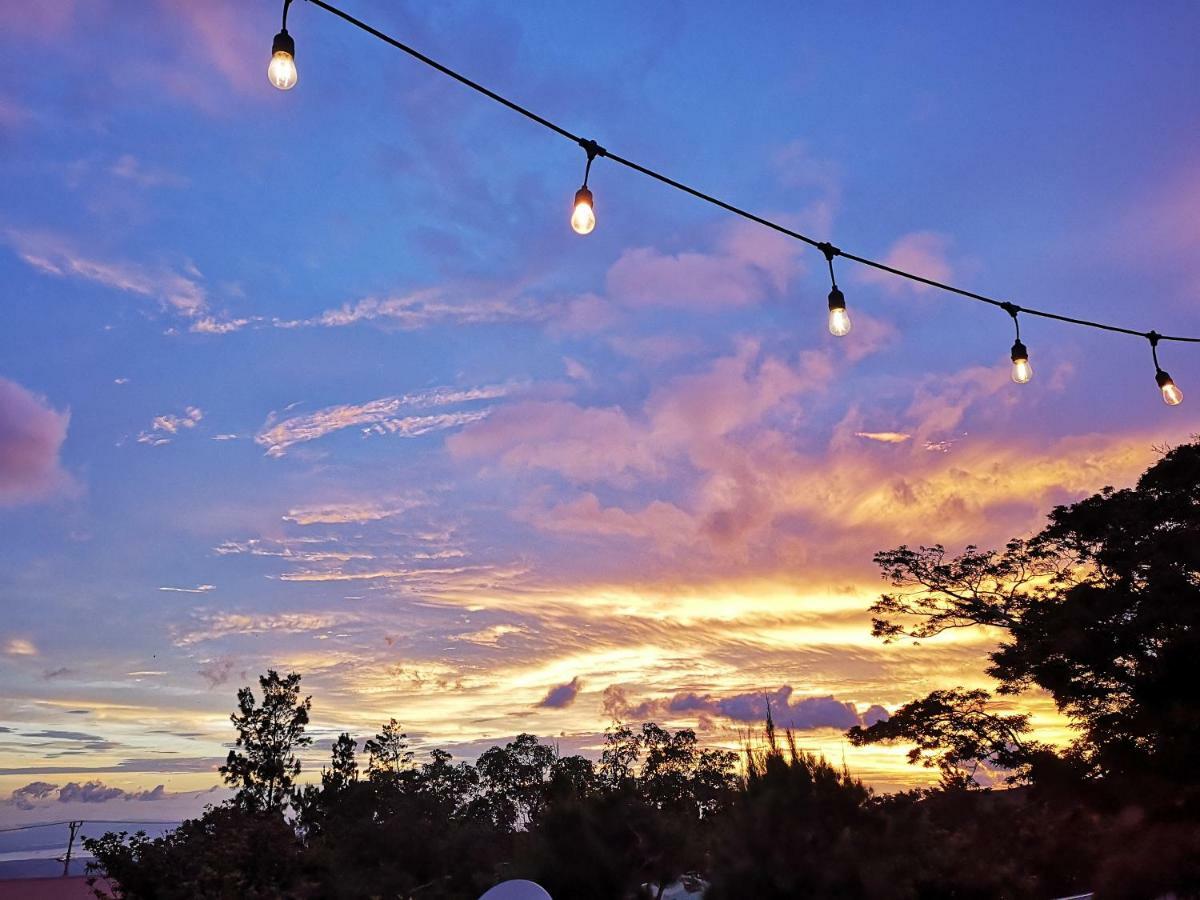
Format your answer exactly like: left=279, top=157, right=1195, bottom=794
left=61, top=820, right=82, bottom=877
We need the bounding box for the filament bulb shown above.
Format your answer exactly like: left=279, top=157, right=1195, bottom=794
left=268, top=31, right=297, bottom=91
left=1157, top=370, right=1183, bottom=406
left=827, top=287, right=851, bottom=337
left=1010, top=340, right=1032, bottom=384
left=571, top=187, right=595, bottom=235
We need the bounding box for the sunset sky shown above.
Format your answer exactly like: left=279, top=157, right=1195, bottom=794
left=2, top=0, right=1199, bottom=826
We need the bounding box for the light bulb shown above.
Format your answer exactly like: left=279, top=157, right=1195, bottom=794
left=1157, top=370, right=1183, bottom=406
left=571, top=187, right=595, bottom=235
left=827, top=287, right=851, bottom=337
left=1010, top=340, right=1032, bottom=384
left=268, top=31, right=297, bottom=91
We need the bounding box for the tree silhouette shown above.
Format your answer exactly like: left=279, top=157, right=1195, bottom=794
left=848, top=688, right=1038, bottom=788
left=219, top=669, right=311, bottom=812
left=324, top=732, right=359, bottom=792
left=363, top=717, right=413, bottom=784
left=861, top=442, right=1200, bottom=788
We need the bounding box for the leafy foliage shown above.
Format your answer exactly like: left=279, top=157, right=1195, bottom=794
left=862, top=442, right=1200, bottom=789
left=848, top=688, right=1039, bottom=788
left=219, top=669, right=311, bottom=812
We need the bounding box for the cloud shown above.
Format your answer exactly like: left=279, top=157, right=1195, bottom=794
left=0, top=377, right=71, bottom=506
left=606, top=221, right=803, bottom=310
left=451, top=341, right=827, bottom=486
left=538, top=676, right=581, bottom=709
left=855, top=431, right=912, bottom=444
left=453, top=341, right=833, bottom=549
left=276, top=288, right=544, bottom=331
left=189, top=316, right=251, bottom=334
left=4, top=637, right=38, bottom=657
left=6, top=781, right=57, bottom=810
left=857, top=232, right=954, bottom=295
left=7, top=229, right=208, bottom=319
left=110, top=154, right=189, bottom=189
left=449, top=400, right=660, bottom=482
left=4, top=780, right=168, bottom=808
left=282, top=499, right=423, bottom=526
left=172, top=611, right=352, bottom=646
left=523, top=493, right=695, bottom=549
left=604, top=685, right=888, bottom=731
left=159, top=584, right=215, bottom=594
left=138, top=406, right=203, bottom=446
left=256, top=385, right=507, bottom=458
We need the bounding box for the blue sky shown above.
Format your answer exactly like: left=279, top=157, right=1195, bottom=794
left=1, top=0, right=1198, bottom=824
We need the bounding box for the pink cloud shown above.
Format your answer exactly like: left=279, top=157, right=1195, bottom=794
left=451, top=342, right=829, bottom=490
left=524, top=492, right=694, bottom=548
left=0, top=0, right=77, bottom=38
left=858, top=231, right=955, bottom=295
left=0, top=377, right=72, bottom=507
left=606, top=221, right=803, bottom=310
left=448, top=400, right=659, bottom=482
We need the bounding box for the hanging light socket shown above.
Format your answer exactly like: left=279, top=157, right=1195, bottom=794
left=827, top=286, right=851, bottom=337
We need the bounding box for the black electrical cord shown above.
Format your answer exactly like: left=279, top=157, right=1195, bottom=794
left=295, top=0, right=1200, bottom=347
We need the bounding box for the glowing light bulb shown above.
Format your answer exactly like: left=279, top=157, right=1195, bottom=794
left=268, top=31, right=297, bottom=91
left=1157, top=370, right=1183, bottom=406
left=827, top=287, right=851, bottom=337
left=571, top=187, right=595, bottom=235
left=1010, top=340, right=1032, bottom=384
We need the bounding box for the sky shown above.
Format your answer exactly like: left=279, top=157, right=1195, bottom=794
left=1, top=0, right=1199, bottom=827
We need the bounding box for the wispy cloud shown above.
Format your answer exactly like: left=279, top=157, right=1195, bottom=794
left=110, top=154, right=189, bottom=189
left=138, top=406, right=203, bottom=446
left=283, top=499, right=423, bottom=526
left=7, top=229, right=208, bottom=319
left=172, top=611, right=353, bottom=646
left=189, top=316, right=252, bottom=334
left=255, top=385, right=508, bottom=458
left=274, top=288, right=544, bottom=331
left=159, top=584, right=215, bottom=594
left=855, top=431, right=912, bottom=444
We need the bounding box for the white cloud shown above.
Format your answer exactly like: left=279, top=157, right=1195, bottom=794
left=256, top=385, right=508, bottom=458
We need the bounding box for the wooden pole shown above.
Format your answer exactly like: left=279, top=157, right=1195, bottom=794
left=62, top=820, right=81, bottom=877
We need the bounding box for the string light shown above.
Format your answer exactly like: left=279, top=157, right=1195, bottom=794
left=571, top=140, right=603, bottom=236
left=819, top=243, right=851, bottom=337
left=1002, top=303, right=1032, bottom=384
left=271, top=0, right=1198, bottom=406
left=1149, top=333, right=1184, bottom=406
left=268, top=0, right=298, bottom=90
